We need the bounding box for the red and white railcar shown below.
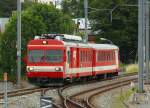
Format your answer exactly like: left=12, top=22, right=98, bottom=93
left=26, top=34, right=119, bottom=85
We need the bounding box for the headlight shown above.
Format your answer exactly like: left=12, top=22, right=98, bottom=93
left=42, top=41, right=48, bottom=44
left=55, top=67, right=61, bottom=71
left=28, top=67, right=34, bottom=71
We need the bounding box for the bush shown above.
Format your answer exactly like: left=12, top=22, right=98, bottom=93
left=125, top=64, right=138, bottom=73
left=0, top=2, right=75, bottom=81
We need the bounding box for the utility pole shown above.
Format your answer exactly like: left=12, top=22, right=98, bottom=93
left=17, top=0, right=21, bottom=87
left=138, top=0, right=146, bottom=92
left=84, top=0, right=88, bottom=43
left=145, top=0, right=149, bottom=83
left=4, top=73, right=8, bottom=108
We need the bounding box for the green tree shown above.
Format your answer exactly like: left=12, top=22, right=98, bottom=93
left=89, top=0, right=138, bottom=63
left=27, top=3, right=75, bottom=34
left=0, top=0, right=17, bottom=17
left=62, top=0, right=94, bottom=18
left=0, top=11, right=47, bottom=80
left=62, top=0, right=138, bottom=63
left=0, top=3, right=75, bottom=80
left=62, top=0, right=84, bottom=18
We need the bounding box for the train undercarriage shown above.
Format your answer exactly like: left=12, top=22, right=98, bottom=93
left=28, top=72, right=118, bottom=86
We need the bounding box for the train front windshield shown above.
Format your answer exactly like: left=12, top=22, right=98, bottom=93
left=45, top=50, right=62, bottom=62
left=28, top=50, right=63, bottom=63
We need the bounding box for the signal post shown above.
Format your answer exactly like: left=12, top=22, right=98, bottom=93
left=3, top=73, right=8, bottom=108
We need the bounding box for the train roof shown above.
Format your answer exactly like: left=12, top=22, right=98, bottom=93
left=63, top=42, right=118, bottom=49
left=28, top=39, right=118, bottom=50
left=28, top=36, right=118, bottom=50
left=31, top=34, right=118, bottom=50
left=88, top=43, right=119, bottom=50
left=34, top=34, right=82, bottom=42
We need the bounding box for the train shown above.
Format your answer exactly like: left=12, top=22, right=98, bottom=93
left=26, top=34, right=120, bottom=86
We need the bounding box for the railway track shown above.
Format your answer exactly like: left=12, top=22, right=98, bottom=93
left=0, top=72, right=137, bottom=108
left=58, top=73, right=137, bottom=108
left=79, top=77, right=137, bottom=108
left=0, top=87, right=52, bottom=99
left=0, top=86, right=61, bottom=108
left=58, top=85, right=86, bottom=108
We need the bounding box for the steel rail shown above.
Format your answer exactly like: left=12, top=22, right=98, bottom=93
left=58, top=72, right=137, bottom=108
left=85, top=78, right=137, bottom=108
left=58, top=85, right=86, bottom=108
left=0, top=87, right=52, bottom=99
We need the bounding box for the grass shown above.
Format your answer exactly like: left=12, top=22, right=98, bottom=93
left=0, top=72, right=3, bottom=80
left=124, top=63, right=150, bottom=74
left=111, top=88, right=136, bottom=108
left=125, top=64, right=138, bottom=73
left=119, top=63, right=126, bottom=72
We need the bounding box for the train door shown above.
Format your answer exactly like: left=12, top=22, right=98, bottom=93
left=115, top=49, right=119, bottom=69
left=69, top=48, right=78, bottom=78
left=65, top=47, right=70, bottom=77
left=87, top=49, right=93, bottom=76
left=72, top=48, right=78, bottom=77
left=92, top=50, right=96, bottom=76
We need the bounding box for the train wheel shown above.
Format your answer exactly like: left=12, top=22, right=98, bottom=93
left=81, top=77, right=87, bottom=82
left=65, top=78, right=73, bottom=84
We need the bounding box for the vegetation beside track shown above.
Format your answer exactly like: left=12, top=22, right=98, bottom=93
left=125, top=64, right=138, bottom=74
left=111, top=88, right=136, bottom=108
left=120, top=63, right=138, bottom=74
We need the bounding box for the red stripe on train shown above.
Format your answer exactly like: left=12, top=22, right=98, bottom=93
left=27, top=72, right=65, bottom=78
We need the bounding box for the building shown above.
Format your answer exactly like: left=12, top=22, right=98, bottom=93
left=0, top=18, right=9, bottom=33
left=73, top=18, right=92, bottom=35
left=72, top=18, right=91, bottom=30
left=72, top=18, right=97, bottom=43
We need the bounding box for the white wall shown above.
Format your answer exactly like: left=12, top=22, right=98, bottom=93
left=0, top=18, right=9, bottom=33
left=72, top=18, right=91, bottom=30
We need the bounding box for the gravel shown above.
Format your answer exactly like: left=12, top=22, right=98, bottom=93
left=0, top=82, right=14, bottom=93
left=0, top=80, right=36, bottom=93
left=0, top=88, right=59, bottom=108
left=0, top=80, right=39, bottom=108
left=126, top=85, right=150, bottom=108
left=92, top=86, right=131, bottom=108
left=0, top=76, right=136, bottom=108
left=62, top=76, right=136, bottom=97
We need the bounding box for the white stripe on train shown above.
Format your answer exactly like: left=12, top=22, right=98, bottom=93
left=27, top=65, right=118, bottom=73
